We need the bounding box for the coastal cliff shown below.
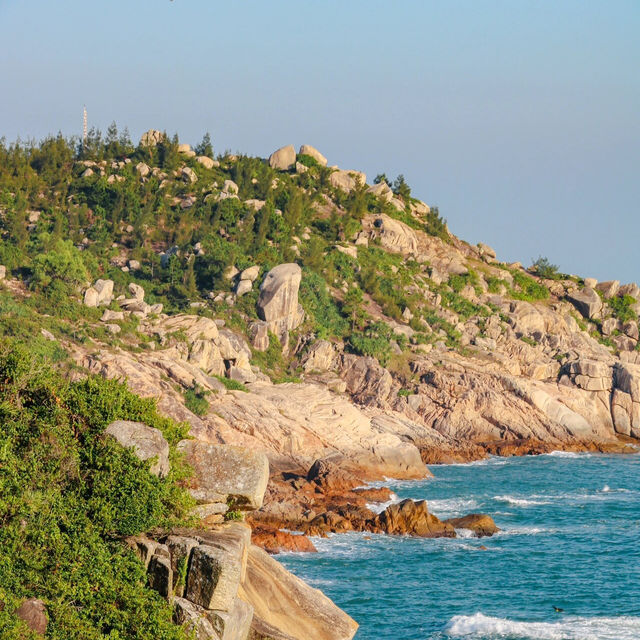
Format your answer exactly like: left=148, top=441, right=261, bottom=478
left=0, top=130, right=637, bottom=638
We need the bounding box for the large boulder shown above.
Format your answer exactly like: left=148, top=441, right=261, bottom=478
left=372, top=499, right=455, bottom=538
left=366, top=181, right=393, bottom=202
left=257, top=264, right=304, bottom=347
left=177, top=441, right=269, bottom=510
left=329, top=169, right=366, bottom=193
left=368, top=214, right=419, bottom=256
left=298, top=145, right=327, bottom=166
left=140, top=129, right=165, bottom=147
left=269, top=145, right=296, bottom=171
left=566, top=286, right=602, bottom=319
left=619, top=283, right=640, bottom=300
left=94, top=279, right=114, bottom=305
left=238, top=545, right=358, bottom=640
left=596, top=280, right=620, bottom=298
left=105, top=420, right=170, bottom=477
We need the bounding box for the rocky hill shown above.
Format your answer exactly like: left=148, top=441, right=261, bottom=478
left=0, top=129, right=638, bottom=638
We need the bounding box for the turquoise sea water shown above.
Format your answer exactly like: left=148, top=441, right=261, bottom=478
left=279, top=452, right=640, bottom=639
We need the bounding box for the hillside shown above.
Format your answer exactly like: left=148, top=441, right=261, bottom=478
left=0, top=128, right=638, bottom=638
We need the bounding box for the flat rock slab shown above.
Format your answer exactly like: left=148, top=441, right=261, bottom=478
left=178, top=441, right=269, bottom=510
left=239, top=545, right=358, bottom=640
left=105, top=420, right=170, bottom=477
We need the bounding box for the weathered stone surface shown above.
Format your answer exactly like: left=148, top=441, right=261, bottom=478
left=258, top=264, right=301, bottom=324
left=101, top=309, right=124, bottom=322
left=329, top=169, right=366, bottom=193
left=177, top=441, right=269, bottom=510
left=257, top=264, right=304, bottom=347
left=94, top=279, right=114, bottom=304
left=366, top=181, right=393, bottom=202
left=567, top=287, right=602, bottom=319
left=478, top=242, right=496, bottom=260
left=249, top=615, right=298, bottom=640
left=207, top=597, right=254, bottom=640
left=165, top=535, right=199, bottom=597
left=373, top=499, right=455, bottom=538
left=148, top=550, right=172, bottom=597
left=619, top=283, right=640, bottom=300
left=127, top=536, right=160, bottom=568
left=186, top=543, right=244, bottom=611
left=105, top=420, right=170, bottom=477
left=301, top=340, right=336, bottom=372
left=596, top=280, right=620, bottom=298
left=83, top=287, right=99, bottom=307
left=240, top=265, right=260, bottom=282
left=269, top=145, right=296, bottom=171
left=173, top=597, right=219, bottom=640
left=182, top=166, right=198, bottom=183
left=249, top=321, right=269, bottom=352
left=445, top=513, right=499, bottom=537
left=136, top=161, right=150, bottom=177
left=15, top=599, right=48, bottom=636
left=128, top=282, right=145, bottom=301
left=298, top=145, right=327, bottom=166
left=368, top=214, right=419, bottom=256
left=196, top=155, right=216, bottom=170
left=238, top=545, right=358, bottom=640
left=235, top=279, right=252, bottom=297
left=0, top=265, right=6, bottom=279
left=140, top=129, right=165, bottom=147
left=566, top=359, right=612, bottom=391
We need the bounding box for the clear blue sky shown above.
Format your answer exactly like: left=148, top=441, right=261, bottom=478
left=1, top=0, right=638, bottom=282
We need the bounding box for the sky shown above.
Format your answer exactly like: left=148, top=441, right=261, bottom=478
left=1, top=0, right=638, bottom=282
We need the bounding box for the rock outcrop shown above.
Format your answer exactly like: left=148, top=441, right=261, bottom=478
left=298, top=145, right=327, bottom=166
left=177, top=441, right=269, bottom=511
left=372, top=499, right=455, bottom=538
left=238, top=545, right=358, bottom=640
left=257, top=264, right=304, bottom=348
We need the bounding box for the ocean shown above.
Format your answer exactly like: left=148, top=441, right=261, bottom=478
left=279, top=452, right=640, bottom=639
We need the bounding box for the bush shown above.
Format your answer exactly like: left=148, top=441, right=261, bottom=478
left=214, top=374, right=248, bottom=392
left=0, top=341, right=193, bottom=639
left=299, top=269, right=349, bottom=338
left=531, top=256, right=560, bottom=280
left=609, top=294, right=637, bottom=324
left=183, top=384, right=210, bottom=416
left=509, top=271, right=549, bottom=301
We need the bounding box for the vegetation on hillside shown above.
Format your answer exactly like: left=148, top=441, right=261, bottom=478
left=0, top=340, right=193, bottom=638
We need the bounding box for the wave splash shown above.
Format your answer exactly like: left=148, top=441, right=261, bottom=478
left=444, top=612, right=640, bottom=639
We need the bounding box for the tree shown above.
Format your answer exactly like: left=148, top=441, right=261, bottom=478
left=374, top=173, right=389, bottom=185
left=342, top=286, right=366, bottom=331
left=393, top=174, right=411, bottom=200
left=531, top=256, right=560, bottom=280
left=195, top=132, right=213, bottom=157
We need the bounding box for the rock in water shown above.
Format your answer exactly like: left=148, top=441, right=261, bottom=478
left=373, top=499, right=455, bottom=538
left=104, top=420, right=170, bottom=477
left=269, top=145, right=296, bottom=171
left=445, top=513, right=499, bottom=537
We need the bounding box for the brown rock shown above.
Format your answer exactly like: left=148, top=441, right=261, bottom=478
left=372, top=499, right=455, bottom=538
left=445, top=513, right=499, bottom=537
left=15, top=598, right=48, bottom=635
left=252, top=527, right=317, bottom=554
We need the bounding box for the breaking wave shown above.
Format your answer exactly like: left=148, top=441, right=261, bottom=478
left=444, top=612, right=640, bottom=639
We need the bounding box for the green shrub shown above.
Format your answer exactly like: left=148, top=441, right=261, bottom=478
left=214, top=374, right=248, bottom=392
left=299, top=269, right=349, bottom=338
left=609, top=294, right=637, bottom=324
left=0, top=341, right=193, bottom=639
left=531, top=256, right=561, bottom=280
left=509, top=271, right=549, bottom=301
left=183, top=385, right=210, bottom=416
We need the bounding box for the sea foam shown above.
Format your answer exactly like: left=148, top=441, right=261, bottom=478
left=444, top=612, right=640, bottom=639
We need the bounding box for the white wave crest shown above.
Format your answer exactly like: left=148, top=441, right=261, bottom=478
left=445, top=612, right=640, bottom=639
left=428, top=497, right=479, bottom=517
left=543, top=450, right=587, bottom=458
left=366, top=492, right=400, bottom=514
left=493, top=495, right=552, bottom=507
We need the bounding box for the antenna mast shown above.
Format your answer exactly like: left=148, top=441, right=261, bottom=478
left=82, top=105, right=88, bottom=146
